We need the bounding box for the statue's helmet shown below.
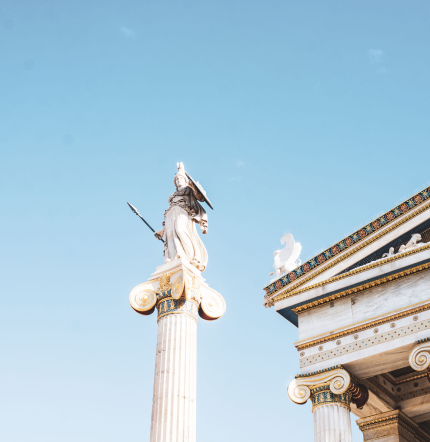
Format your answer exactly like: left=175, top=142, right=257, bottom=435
left=174, top=162, right=189, bottom=187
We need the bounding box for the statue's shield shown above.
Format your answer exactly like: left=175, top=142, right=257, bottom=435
left=186, top=172, right=214, bottom=210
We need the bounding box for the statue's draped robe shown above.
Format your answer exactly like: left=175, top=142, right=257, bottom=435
left=163, top=185, right=208, bottom=269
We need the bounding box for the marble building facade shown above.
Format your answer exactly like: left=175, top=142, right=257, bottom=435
left=264, top=186, right=430, bottom=442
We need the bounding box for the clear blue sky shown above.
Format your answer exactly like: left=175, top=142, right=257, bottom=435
left=1, top=1, right=430, bottom=441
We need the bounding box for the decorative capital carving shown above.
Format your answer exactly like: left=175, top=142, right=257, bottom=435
left=157, top=297, right=199, bottom=323
left=409, top=339, right=430, bottom=373
left=288, top=366, right=368, bottom=410
left=129, top=260, right=226, bottom=321
left=158, top=273, right=172, bottom=294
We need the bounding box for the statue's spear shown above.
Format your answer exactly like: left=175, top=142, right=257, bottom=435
left=127, top=202, right=164, bottom=243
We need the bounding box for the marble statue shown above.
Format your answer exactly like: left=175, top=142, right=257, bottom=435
left=399, top=233, right=423, bottom=252
left=381, top=234, right=425, bottom=259
left=155, top=162, right=210, bottom=272
left=382, top=247, right=395, bottom=258
left=269, top=233, right=302, bottom=279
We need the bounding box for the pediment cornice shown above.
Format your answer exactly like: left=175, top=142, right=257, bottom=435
left=264, top=186, right=430, bottom=300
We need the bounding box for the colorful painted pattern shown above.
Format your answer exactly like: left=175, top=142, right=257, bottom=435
left=264, top=187, right=430, bottom=297
left=157, top=297, right=199, bottom=322
left=311, top=391, right=351, bottom=410
left=417, top=337, right=430, bottom=344
left=300, top=319, right=430, bottom=368
left=157, top=290, right=171, bottom=301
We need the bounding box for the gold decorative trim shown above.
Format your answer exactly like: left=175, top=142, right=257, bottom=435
left=271, top=200, right=430, bottom=301
left=295, top=299, right=430, bottom=351
left=358, top=414, right=399, bottom=431
left=357, top=411, right=430, bottom=442
left=158, top=272, right=172, bottom=293
left=275, top=242, right=430, bottom=304
left=293, top=262, right=430, bottom=315
left=381, top=372, right=427, bottom=385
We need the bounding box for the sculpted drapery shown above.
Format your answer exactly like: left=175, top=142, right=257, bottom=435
left=155, top=163, right=208, bottom=271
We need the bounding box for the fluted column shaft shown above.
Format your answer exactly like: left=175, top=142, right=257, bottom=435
left=312, top=391, right=352, bottom=442
left=150, top=308, right=197, bottom=442
left=313, top=404, right=352, bottom=442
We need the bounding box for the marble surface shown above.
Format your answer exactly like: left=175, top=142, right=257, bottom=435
left=313, top=404, right=352, bottom=442
left=350, top=389, right=393, bottom=419
left=150, top=312, right=197, bottom=442
left=298, top=268, right=430, bottom=341
left=299, top=313, right=430, bottom=371
left=303, top=335, right=421, bottom=378
left=356, top=409, right=429, bottom=442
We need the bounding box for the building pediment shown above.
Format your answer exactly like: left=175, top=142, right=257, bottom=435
left=264, top=186, right=430, bottom=326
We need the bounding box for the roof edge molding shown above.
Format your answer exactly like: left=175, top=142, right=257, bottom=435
left=264, top=186, right=430, bottom=299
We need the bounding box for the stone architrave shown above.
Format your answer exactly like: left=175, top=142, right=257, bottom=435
left=129, top=258, right=226, bottom=442
left=288, top=366, right=369, bottom=442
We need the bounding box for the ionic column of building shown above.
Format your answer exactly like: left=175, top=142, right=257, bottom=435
left=288, top=366, right=368, bottom=442
left=129, top=259, right=226, bottom=442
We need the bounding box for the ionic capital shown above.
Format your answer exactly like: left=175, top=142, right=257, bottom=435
left=129, top=260, right=226, bottom=322
left=409, top=338, right=430, bottom=372
left=287, top=365, right=368, bottom=410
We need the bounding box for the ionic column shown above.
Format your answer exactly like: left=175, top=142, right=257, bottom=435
left=129, top=260, right=226, bottom=442
left=288, top=366, right=368, bottom=442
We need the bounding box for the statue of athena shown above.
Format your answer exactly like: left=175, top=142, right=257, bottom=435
left=155, top=162, right=210, bottom=271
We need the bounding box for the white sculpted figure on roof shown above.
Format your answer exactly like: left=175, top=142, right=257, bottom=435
left=399, top=233, right=423, bottom=252
left=154, top=162, right=213, bottom=272
left=382, top=234, right=425, bottom=259
left=269, top=233, right=302, bottom=281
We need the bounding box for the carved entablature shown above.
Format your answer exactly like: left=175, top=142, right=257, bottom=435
left=129, top=259, right=226, bottom=323
left=288, top=366, right=369, bottom=410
